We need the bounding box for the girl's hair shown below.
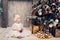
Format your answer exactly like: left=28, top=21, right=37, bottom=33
left=13, top=14, right=20, bottom=21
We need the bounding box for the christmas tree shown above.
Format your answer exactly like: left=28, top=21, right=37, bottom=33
left=31, top=0, right=60, bottom=37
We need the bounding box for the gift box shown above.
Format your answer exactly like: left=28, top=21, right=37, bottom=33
left=55, top=29, right=60, bottom=37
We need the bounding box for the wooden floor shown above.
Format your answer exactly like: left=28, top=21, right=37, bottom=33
left=0, top=27, right=60, bottom=40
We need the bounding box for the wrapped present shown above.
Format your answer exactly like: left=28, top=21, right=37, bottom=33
left=30, top=24, right=43, bottom=34
left=30, top=24, right=39, bottom=34
left=55, top=29, right=60, bottom=37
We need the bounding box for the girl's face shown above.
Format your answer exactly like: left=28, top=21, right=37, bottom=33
left=16, top=17, right=21, bottom=23
left=14, top=14, right=21, bottom=23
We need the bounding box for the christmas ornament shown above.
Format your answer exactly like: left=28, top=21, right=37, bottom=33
left=38, top=9, right=42, bottom=15
left=49, top=24, right=53, bottom=28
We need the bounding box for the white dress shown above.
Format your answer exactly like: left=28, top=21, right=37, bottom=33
left=8, top=23, right=31, bottom=37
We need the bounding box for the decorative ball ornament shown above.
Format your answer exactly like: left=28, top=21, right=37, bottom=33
left=53, top=22, right=57, bottom=26
left=44, top=22, right=46, bottom=25
left=49, top=24, right=53, bottom=28
left=38, top=12, right=42, bottom=15
left=38, top=9, right=42, bottom=15
left=51, top=3, right=56, bottom=6
left=58, top=7, right=60, bottom=10
left=55, top=19, right=59, bottom=23
left=53, top=19, right=59, bottom=26
left=45, top=5, right=49, bottom=10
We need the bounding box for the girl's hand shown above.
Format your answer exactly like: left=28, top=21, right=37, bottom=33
left=19, top=29, right=23, bottom=33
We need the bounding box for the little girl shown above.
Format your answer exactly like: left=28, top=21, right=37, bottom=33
left=9, top=14, right=31, bottom=38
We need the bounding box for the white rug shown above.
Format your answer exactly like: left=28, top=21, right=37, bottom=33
left=0, top=27, right=60, bottom=40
